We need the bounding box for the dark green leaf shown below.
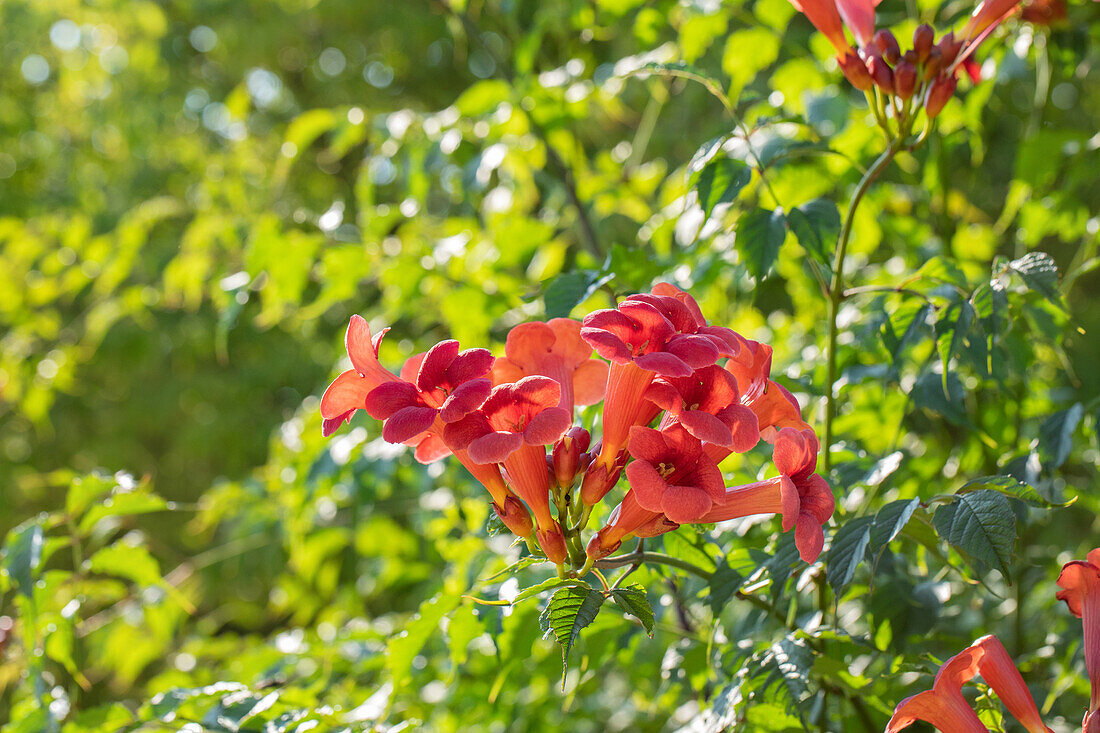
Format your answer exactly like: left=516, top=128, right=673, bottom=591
left=932, top=490, right=1016, bottom=579
left=542, top=270, right=614, bottom=319
left=826, top=516, right=873, bottom=597
left=869, top=499, right=920, bottom=556
left=539, top=585, right=605, bottom=672
left=958, top=475, right=1070, bottom=508
left=610, top=584, right=655, bottom=634
left=936, top=300, right=976, bottom=392
left=1007, top=252, right=1061, bottom=306
left=1038, top=403, right=1083, bottom=471
left=693, top=157, right=752, bottom=220
left=786, top=198, right=840, bottom=265
left=911, top=371, right=969, bottom=426
left=708, top=559, right=745, bottom=614
left=737, top=207, right=787, bottom=281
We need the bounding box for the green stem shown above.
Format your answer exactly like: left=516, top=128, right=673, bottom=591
left=823, top=140, right=901, bottom=474
left=594, top=551, right=713, bottom=580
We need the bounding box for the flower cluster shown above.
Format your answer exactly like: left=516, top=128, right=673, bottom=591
left=320, top=285, right=832, bottom=574
left=887, top=547, right=1100, bottom=733
left=791, top=0, right=1022, bottom=124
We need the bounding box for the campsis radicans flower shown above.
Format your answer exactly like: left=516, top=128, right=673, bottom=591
left=886, top=635, right=1052, bottom=733
left=319, top=315, right=401, bottom=437
left=645, top=365, right=759, bottom=452
left=1057, top=548, right=1100, bottom=732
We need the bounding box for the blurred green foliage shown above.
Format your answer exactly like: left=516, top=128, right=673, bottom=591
left=0, top=0, right=1098, bottom=729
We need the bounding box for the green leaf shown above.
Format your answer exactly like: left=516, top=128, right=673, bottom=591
left=543, top=270, right=614, bottom=319
left=65, top=473, right=116, bottom=519
left=786, top=198, right=839, bottom=266
left=663, top=529, right=717, bottom=573
left=386, top=592, right=460, bottom=689
left=737, top=208, right=787, bottom=281
left=610, top=584, right=655, bottom=634
left=2, top=521, right=45, bottom=596
left=1038, top=403, right=1083, bottom=471
left=692, top=156, right=752, bottom=220
left=88, top=543, right=163, bottom=587
left=932, top=490, right=1016, bottom=579
left=512, top=577, right=586, bottom=604
left=708, top=559, right=745, bottom=614
left=79, top=492, right=169, bottom=532
left=958, top=475, right=1070, bottom=508
left=539, top=585, right=605, bottom=674
left=766, top=532, right=801, bottom=598
left=869, top=499, right=921, bottom=556
left=825, top=516, right=873, bottom=597
left=1007, top=251, right=1061, bottom=306
left=936, top=300, right=976, bottom=392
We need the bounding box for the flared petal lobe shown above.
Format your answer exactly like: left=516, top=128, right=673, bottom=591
left=1057, top=548, right=1100, bottom=714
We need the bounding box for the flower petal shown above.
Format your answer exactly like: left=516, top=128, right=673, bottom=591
left=490, top=356, right=526, bottom=387
left=835, top=0, right=876, bottom=46
left=773, top=427, right=818, bottom=478
left=779, top=475, right=800, bottom=533
left=547, top=318, right=594, bottom=366
left=441, top=413, right=492, bottom=450
left=413, top=433, right=451, bottom=463
left=680, top=410, right=735, bottom=447
left=468, top=430, right=525, bottom=464
left=969, top=636, right=1053, bottom=733
left=634, top=351, right=694, bottom=377
left=439, top=378, right=492, bottom=422
left=381, top=405, right=438, bottom=444
left=446, top=347, right=495, bottom=385
left=662, top=484, right=713, bottom=524
left=416, top=339, right=460, bottom=392
left=665, top=333, right=720, bottom=369
left=322, top=412, right=354, bottom=437
left=504, top=321, right=557, bottom=370
left=719, top=404, right=761, bottom=453
left=346, top=316, right=383, bottom=376
left=320, top=370, right=372, bottom=419
left=624, top=459, right=669, bottom=512
left=511, top=374, right=563, bottom=412
left=626, top=425, right=669, bottom=464
left=572, top=358, right=609, bottom=406
left=364, top=380, right=422, bottom=420
left=524, top=406, right=571, bottom=446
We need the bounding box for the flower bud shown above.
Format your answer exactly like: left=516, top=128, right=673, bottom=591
left=867, top=55, right=895, bottom=94
left=494, top=496, right=534, bottom=538
left=838, top=51, right=874, bottom=91
left=579, top=456, right=624, bottom=506
left=586, top=526, right=621, bottom=561
left=873, top=29, right=901, bottom=65
left=925, top=74, right=957, bottom=118
left=913, top=24, right=935, bottom=62
left=922, top=47, right=944, bottom=82
left=537, top=526, right=568, bottom=564
left=894, top=61, right=918, bottom=100
left=552, top=426, right=590, bottom=489
left=937, top=31, right=962, bottom=67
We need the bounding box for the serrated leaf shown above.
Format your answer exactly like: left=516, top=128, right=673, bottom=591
left=2, top=521, right=45, bottom=596
left=869, top=499, right=920, bottom=555
left=539, top=585, right=605, bottom=673
left=692, top=157, right=752, bottom=220
left=786, top=198, right=839, bottom=265
left=826, top=516, right=873, bottom=597
left=1007, top=252, right=1061, bottom=306
left=759, top=636, right=814, bottom=708
left=933, top=490, right=1016, bottom=579
left=889, top=303, right=933, bottom=365
left=936, top=300, right=976, bottom=393
left=610, top=584, right=654, bottom=634
left=765, top=532, right=801, bottom=599
left=512, top=577, right=586, bottom=604
left=1038, top=403, right=1083, bottom=471
left=737, top=207, right=787, bottom=281
left=958, top=475, right=1070, bottom=508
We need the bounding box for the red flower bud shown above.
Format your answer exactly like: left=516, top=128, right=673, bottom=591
left=537, top=527, right=568, bottom=564
left=552, top=426, right=590, bottom=489
left=494, top=496, right=534, bottom=538
left=925, top=74, right=957, bottom=118
left=867, top=55, right=894, bottom=94
left=579, top=456, right=624, bottom=505
left=894, top=61, right=918, bottom=100
left=873, top=29, right=901, bottom=64
left=937, top=31, right=962, bottom=67
left=922, top=47, right=944, bottom=82
left=838, top=51, right=874, bottom=91
left=913, top=24, right=935, bottom=62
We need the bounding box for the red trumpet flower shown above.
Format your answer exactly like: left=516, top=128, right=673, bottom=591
left=646, top=366, right=759, bottom=452
left=725, top=339, right=810, bottom=443
left=625, top=425, right=726, bottom=525
left=364, top=339, right=493, bottom=443
left=587, top=490, right=679, bottom=560
left=699, top=427, right=833, bottom=562
left=491, top=318, right=609, bottom=416
left=886, top=635, right=1052, bottom=733
left=1057, top=548, right=1100, bottom=727
left=319, top=316, right=401, bottom=437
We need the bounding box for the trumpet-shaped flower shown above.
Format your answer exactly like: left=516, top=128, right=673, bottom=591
left=1057, top=548, right=1100, bottom=720
left=886, top=635, right=1052, bottom=733
left=491, top=319, right=608, bottom=416
left=586, top=490, right=679, bottom=559
left=646, top=366, right=759, bottom=451
left=364, top=339, right=493, bottom=444
left=699, top=427, right=833, bottom=562
left=625, top=425, right=726, bottom=525
left=725, top=339, right=810, bottom=444
left=319, top=316, right=401, bottom=436
left=445, top=376, right=571, bottom=563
